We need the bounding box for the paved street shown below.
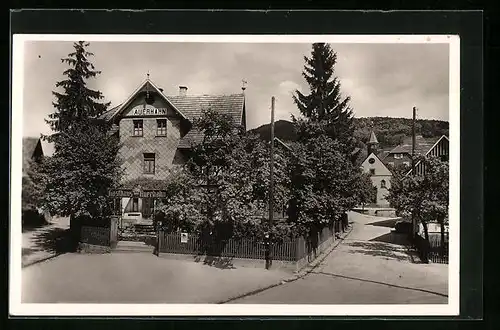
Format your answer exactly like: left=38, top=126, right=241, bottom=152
left=22, top=252, right=289, bottom=303
left=228, top=212, right=448, bottom=304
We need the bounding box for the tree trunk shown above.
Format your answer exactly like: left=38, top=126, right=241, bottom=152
left=438, top=215, right=446, bottom=257
left=421, top=220, right=430, bottom=263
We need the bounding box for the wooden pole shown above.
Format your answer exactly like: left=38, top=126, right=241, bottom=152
left=411, top=106, right=417, bottom=237
left=266, top=96, right=276, bottom=270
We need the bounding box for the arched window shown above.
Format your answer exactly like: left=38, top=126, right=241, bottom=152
left=380, top=180, right=386, bottom=188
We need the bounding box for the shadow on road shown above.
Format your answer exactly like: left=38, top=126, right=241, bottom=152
left=365, top=218, right=399, bottom=228
left=345, top=239, right=410, bottom=262
left=30, top=227, right=77, bottom=255
left=194, top=255, right=237, bottom=270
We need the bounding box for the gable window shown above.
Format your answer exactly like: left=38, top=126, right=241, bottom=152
left=143, top=153, right=156, bottom=174
left=394, top=153, right=403, bottom=159
left=380, top=180, right=386, bottom=188
left=133, top=120, right=143, bottom=136
left=369, top=169, right=375, bottom=175
left=156, top=119, right=167, bottom=136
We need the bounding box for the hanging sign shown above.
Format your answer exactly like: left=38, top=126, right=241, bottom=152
left=181, top=233, right=189, bottom=243
left=130, top=104, right=168, bottom=116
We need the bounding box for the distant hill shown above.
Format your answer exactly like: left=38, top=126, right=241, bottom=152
left=249, top=117, right=449, bottom=151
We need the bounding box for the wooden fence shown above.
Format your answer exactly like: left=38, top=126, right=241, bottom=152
left=410, top=233, right=448, bottom=264
left=159, top=222, right=339, bottom=262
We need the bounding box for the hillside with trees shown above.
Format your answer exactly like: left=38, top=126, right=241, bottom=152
left=250, top=117, right=449, bottom=151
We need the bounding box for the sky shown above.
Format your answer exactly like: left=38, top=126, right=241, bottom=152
left=21, top=41, right=450, bottom=155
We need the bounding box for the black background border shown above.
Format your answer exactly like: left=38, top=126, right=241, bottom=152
left=7, top=8, right=484, bottom=327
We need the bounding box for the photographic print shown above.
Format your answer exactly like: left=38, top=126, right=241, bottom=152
left=10, top=34, right=460, bottom=316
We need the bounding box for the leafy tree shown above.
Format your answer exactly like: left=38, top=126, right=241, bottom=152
left=287, top=128, right=367, bottom=240
left=41, top=41, right=121, bottom=232
left=292, top=43, right=355, bottom=154
left=387, top=155, right=449, bottom=258
left=41, top=123, right=121, bottom=220
left=158, top=108, right=290, bottom=244
left=22, top=158, right=50, bottom=227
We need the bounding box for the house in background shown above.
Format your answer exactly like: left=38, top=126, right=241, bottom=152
left=22, top=137, right=44, bottom=178
left=360, top=131, right=392, bottom=207
left=383, top=135, right=449, bottom=171
left=99, top=78, right=246, bottom=225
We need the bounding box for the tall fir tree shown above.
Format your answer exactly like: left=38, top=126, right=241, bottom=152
left=45, top=41, right=109, bottom=149
left=40, top=41, right=121, bottom=231
left=292, top=43, right=355, bottom=154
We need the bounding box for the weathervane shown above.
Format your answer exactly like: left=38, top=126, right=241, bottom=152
left=241, top=79, right=247, bottom=92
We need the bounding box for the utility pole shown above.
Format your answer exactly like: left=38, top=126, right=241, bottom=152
left=266, top=96, right=275, bottom=270
left=411, top=106, right=417, bottom=237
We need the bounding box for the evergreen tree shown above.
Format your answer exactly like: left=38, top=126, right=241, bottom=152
left=40, top=41, right=121, bottom=232
left=45, top=41, right=109, bottom=150
left=293, top=43, right=355, bottom=154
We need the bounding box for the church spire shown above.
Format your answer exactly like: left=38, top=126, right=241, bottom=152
left=367, top=129, right=379, bottom=155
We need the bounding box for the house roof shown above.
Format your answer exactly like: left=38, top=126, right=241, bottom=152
left=99, top=80, right=245, bottom=149
left=23, top=137, right=41, bottom=175
left=388, top=135, right=442, bottom=155
left=172, top=94, right=246, bottom=148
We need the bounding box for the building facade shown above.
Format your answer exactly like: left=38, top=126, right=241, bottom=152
left=100, top=78, right=246, bottom=224
left=360, top=131, right=392, bottom=207
left=383, top=135, right=449, bottom=170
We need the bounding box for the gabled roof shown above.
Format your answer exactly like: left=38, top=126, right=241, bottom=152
left=98, top=79, right=246, bottom=150
left=388, top=135, right=443, bottom=156
left=99, top=79, right=189, bottom=122
left=405, top=135, right=450, bottom=176
left=361, top=151, right=392, bottom=176
left=174, top=94, right=246, bottom=148
left=23, top=137, right=42, bottom=175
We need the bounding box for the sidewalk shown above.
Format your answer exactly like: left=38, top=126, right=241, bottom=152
left=22, top=216, right=71, bottom=267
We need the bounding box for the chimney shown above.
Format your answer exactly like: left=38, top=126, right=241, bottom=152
left=179, top=86, right=188, bottom=96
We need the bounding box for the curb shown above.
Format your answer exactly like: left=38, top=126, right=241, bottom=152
left=22, top=253, right=60, bottom=268
left=217, top=225, right=354, bottom=304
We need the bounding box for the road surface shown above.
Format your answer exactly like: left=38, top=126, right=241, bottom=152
left=228, top=212, right=448, bottom=304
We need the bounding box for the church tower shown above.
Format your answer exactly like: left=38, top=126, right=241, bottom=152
left=367, top=130, right=379, bottom=155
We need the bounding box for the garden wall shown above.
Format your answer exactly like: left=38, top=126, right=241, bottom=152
left=78, top=216, right=119, bottom=253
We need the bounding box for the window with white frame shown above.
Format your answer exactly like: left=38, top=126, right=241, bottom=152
left=156, top=119, right=167, bottom=136
left=133, top=120, right=143, bottom=136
